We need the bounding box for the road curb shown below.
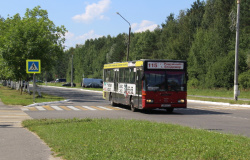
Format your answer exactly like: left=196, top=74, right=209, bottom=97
left=41, top=85, right=103, bottom=93
left=25, top=99, right=70, bottom=107
left=188, top=99, right=250, bottom=108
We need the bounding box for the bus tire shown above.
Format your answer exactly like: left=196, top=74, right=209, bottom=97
left=166, top=108, right=174, bottom=113
left=130, top=97, right=137, bottom=112
left=110, top=94, right=116, bottom=106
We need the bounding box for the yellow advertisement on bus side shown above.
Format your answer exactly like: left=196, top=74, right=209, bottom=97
left=104, top=62, right=128, bottom=69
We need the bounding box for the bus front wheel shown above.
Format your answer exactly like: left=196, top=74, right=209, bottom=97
left=166, top=108, right=174, bottom=113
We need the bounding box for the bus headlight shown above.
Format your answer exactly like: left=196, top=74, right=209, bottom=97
left=178, top=99, right=185, bottom=103
left=146, top=99, right=154, bottom=103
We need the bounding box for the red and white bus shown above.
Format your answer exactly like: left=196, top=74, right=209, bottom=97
left=103, top=59, right=187, bottom=113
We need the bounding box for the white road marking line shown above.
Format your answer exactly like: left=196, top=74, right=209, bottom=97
left=67, top=106, right=80, bottom=111
left=96, top=106, right=113, bottom=110
left=81, top=106, right=96, bottom=110
left=112, top=106, right=126, bottom=110
left=51, top=106, right=64, bottom=111
left=36, top=106, right=46, bottom=111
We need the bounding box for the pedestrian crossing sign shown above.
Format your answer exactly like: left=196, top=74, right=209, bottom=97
left=26, top=60, right=41, bottom=74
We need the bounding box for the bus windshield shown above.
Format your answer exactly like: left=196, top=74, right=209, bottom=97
left=144, top=71, right=186, bottom=92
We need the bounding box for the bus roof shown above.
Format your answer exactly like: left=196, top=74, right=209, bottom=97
left=103, top=59, right=186, bottom=69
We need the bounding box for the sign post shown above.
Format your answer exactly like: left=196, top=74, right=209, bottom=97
left=26, top=60, right=41, bottom=103
left=33, top=73, right=36, bottom=103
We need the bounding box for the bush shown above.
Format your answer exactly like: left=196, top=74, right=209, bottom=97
left=188, top=78, right=200, bottom=88
left=239, top=70, right=250, bottom=89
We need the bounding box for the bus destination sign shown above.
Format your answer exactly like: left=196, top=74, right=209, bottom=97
left=147, top=62, right=184, bottom=70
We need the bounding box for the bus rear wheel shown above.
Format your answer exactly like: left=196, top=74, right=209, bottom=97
left=130, top=97, right=137, bottom=112
left=110, top=94, right=116, bottom=106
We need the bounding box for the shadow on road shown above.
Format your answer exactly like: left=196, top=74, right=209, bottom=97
left=142, top=108, right=231, bottom=115
left=115, top=104, right=230, bottom=116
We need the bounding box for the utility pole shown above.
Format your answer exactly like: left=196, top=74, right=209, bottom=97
left=71, top=53, right=74, bottom=87
left=234, top=0, right=240, bottom=101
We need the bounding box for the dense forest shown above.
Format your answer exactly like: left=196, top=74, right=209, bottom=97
left=58, top=0, right=249, bottom=89
left=1, top=0, right=249, bottom=89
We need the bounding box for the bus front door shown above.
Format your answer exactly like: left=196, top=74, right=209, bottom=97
left=136, top=69, right=142, bottom=109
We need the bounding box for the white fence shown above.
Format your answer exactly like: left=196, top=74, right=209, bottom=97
left=1, top=80, right=41, bottom=96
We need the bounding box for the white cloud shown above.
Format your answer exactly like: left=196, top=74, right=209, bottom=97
left=76, top=30, right=102, bottom=41
left=64, top=30, right=102, bottom=48
left=132, top=20, right=158, bottom=33
left=65, top=31, right=75, bottom=39
left=72, top=0, right=111, bottom=23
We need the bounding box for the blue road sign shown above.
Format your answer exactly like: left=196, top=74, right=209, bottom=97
left=26, top=60, right=41, bottom=74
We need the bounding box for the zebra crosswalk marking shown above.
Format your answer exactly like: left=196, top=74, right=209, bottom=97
left=22, top=105, right=250, bottom=112
left=29, top=107, right=38, bottom=111
left=74, top=106, right=88, bottom=110
left=51, top=106, right=63, bottom=111
left=113, top=106, right=126, bottom=110
left=81, top=106, right=96, bottom=110
left=36, top=106, right=46, bottom=111
left=22, top=105, right=125, bottom=111
left=105, top=106, right=119, bottom=110
left=90, top=106, right=106, bottom=110
left=43, top=105, right=55, bottom=111
left=67, top=106, right=80, bottom=111
left=59, top=106, right=71, bottom=111
left=96, top=106, right=113, bottom=110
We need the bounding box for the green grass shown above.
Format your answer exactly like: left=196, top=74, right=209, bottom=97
left=188, top=88, right=250, bottom=105
left=22, top=118, right=250, bottom=160
left=188, top=88, right=250, bottom=99
left=187, top=96, right=250, bottom=105
left=0, top=85, right=64, bottom=106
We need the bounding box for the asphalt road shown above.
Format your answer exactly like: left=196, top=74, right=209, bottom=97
left=24, top=85, right=250, bottom=137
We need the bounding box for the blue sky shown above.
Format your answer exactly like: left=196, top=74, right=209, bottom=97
left=1, top=0, right=197, bottom=48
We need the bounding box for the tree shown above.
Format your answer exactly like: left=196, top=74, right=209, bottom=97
left=0, top=6, right=66, bottom=82
left=134, top=30, right=158, bottom=60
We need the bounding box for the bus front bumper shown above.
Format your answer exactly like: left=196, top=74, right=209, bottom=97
left=142, top=103, right=187, bottom=109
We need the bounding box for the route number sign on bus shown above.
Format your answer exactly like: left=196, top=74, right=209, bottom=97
left=147, top=62, right=184, bottom=70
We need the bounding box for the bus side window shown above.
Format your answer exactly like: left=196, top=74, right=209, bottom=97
left=129, top=68, right=135, bottom=83
left=119, top=68, right=124, bottom=83
left=124, top=68, right=129, bottom=83
left=110, top=69, right=114, bottom=82
left=105, top=70, right=109, bottom=82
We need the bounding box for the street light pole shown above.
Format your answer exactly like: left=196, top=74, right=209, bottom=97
left=116, top=12, right=131, bottom=61
left=71, top=53, right=74, bottom=87
left=234, top=0, right=240, bottom=101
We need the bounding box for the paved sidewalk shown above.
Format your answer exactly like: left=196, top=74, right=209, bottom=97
left=0, top=100, right=60, bottom=160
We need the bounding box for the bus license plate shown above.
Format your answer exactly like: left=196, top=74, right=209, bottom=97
left=161, top=104, right=171, bottom=107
